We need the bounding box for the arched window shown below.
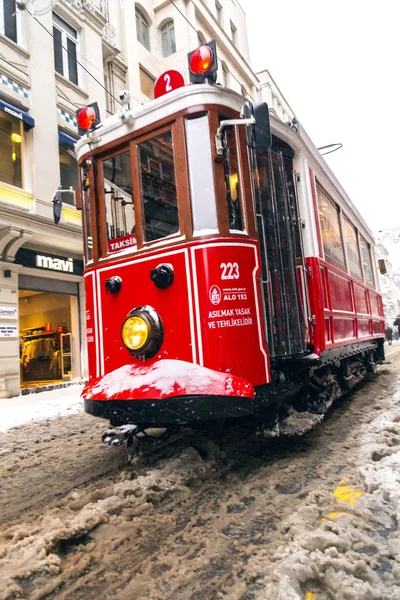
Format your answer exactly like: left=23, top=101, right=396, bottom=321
left=136, top=7, right=150, bottom=50
left=161, top=20, right=176, bottom=58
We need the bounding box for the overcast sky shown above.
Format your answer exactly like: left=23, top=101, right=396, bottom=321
left=241, top=0, right=400, bottom=266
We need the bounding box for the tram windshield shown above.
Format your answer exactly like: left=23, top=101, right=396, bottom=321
left=103, top=150, right=135, bottom=253
left=138, top=130, right=179, bottom=242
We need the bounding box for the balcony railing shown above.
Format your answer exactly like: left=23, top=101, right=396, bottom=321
left=58, top=0, right=117, bottom=47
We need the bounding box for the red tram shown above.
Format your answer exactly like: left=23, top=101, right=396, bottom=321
left=71, top=43, right=384, bottom=438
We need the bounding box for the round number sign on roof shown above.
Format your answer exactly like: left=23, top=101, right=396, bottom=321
left=154, top=70, right=185, bottom=99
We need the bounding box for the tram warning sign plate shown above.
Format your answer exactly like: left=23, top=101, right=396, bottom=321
left=154, top=70, right=185, bottom=99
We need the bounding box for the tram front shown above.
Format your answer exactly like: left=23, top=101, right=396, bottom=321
left=74, top=48, right=273, bottom=429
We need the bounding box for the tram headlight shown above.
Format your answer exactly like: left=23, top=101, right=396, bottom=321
left=122, top=316, right=148, bottom=350
left=121, top=306, right=164, bottom=359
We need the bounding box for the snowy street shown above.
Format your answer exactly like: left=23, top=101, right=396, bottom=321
left=1, top=348, right=400, bottom=599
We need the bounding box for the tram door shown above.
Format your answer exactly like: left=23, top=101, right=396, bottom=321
left=252, top=140, right=307, bottom=358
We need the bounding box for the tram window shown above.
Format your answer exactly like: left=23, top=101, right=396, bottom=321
left=138, top=131, right=179, bottom=242
left=360, top=236, right=375, bottom=286
left=222, top=125, right=244, bottom=231
left=317, top=187, right=345, bottom=266
left=343, top=217, right=362, bottom=278
left=81, top=162, right=93, bottom=263
left=185, top=115, right=217, bottom=232
left=102, top=150, right=135, bottom=253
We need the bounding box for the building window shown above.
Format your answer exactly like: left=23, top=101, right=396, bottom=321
left=160, top=20, right=176, bottom=58
left=53, top=14, right=78, bottom=85
left=59, top=139, right=78, bottom=204
left=230, top=21, right=237, bottom=44
left=215, top=1, right=222, bottom=24
left=221, top=63, right=229, bottom=87
left=140, top=67, right=155, bottom=99
left=360, top=236, right=374, bottom=287
left=0, top=109, right=23, bottom=188
left=317, top=187, right=345, bottom=266
left=136, top=7, right=150, bottom=50
left=1, top=0, right=17, bottom=43
left=343, top=217, right=362, bottom=278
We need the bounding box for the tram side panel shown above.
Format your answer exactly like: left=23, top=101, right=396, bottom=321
left=306, top=256, right=384, bottom=355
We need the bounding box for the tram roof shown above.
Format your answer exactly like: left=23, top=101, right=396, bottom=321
left=75, top=83, right=374, bottom=243
left=75, top=84, right=245, bottom=161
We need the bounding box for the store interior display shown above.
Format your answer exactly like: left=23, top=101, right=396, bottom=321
left=18, top=291, right=74, bottom=387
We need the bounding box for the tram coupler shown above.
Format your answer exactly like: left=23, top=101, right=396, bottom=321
left=102, top=424, right=139, bottom=446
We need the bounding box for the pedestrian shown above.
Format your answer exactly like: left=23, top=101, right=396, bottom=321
left=394, top=315, right=400, bottom=340
left=386, top=326, right=393, bottom=345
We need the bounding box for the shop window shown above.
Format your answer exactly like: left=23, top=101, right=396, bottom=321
left=53, top=13, right=78, bottom=85
left=19, top=291, right=76, bottom=387
left=59, top=141, right=78, bottom=203
left=185, top=115, right=217, bottom=232
left=102, top=150, right=135, bottom=254
left=317, top=187, right=345, bottom=266
left=221, top=123, right=244, bottom=231
left=136, top=7, right=150, bottom=50
left=161, top=20, right=176, bottom=58
left=138, top=130, right=179, bottom=242
left=0, top=109, right=23, bottom=188
left=360, top=236, right=375, bottom=287
left=140, top=67, right=155, bottom=99
left=343, top=217, right=362, bottom=278
left=1, top=0, right=17, bottom=43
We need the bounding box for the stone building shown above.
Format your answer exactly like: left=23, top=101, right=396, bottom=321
left=0, top=0, right=292, bottom=397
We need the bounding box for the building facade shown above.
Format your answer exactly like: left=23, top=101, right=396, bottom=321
left=1, top=0, right=292, bottom=397
left=375, top=244, right=400, bottom=326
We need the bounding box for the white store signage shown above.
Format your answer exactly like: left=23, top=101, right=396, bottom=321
left=36, top=255, right=74, bottom=273
left=0, top=325, right=18, bottom=338
left=0, top=306, right=17, bottom=319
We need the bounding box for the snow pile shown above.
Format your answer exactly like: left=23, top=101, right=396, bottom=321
left=0, top=385, right=84, bottom=433
left=247, top=392, right=400, bottom=599
left=0, top=447, right=209, bottom=600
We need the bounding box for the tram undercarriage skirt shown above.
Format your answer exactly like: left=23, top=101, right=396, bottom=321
left=84, top=396, right=255, bottom=425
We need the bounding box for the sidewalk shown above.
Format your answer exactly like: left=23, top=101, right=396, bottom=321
left=0, top=384, right=83, bottom=433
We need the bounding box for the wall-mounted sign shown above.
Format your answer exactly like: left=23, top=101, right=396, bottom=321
left=0, top=325, right=18, bottom=338
left=0, top=306, right=17, bottom=319
left=15, top=248, right=83, bottom=276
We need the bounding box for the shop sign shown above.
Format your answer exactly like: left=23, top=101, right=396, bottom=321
left=0, top=306, right=17, bottom=319
left=15, top=248, right=83, bottom=276
left=0, top=325, right=18, bottom=337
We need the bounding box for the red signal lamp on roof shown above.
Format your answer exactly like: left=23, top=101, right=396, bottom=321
left=188, top=40, right=218, bottom=84
left=76, top=102, right=100, bottom=136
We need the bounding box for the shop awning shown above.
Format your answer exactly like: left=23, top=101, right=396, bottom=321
left=0, top=99, right=34, bottom=129
left=58, top=130, right=77, bottom=147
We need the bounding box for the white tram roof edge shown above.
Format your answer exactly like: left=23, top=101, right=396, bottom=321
left=75, top=83, right=374, bottom=245
left=74, top=84, right=245, bottom=161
